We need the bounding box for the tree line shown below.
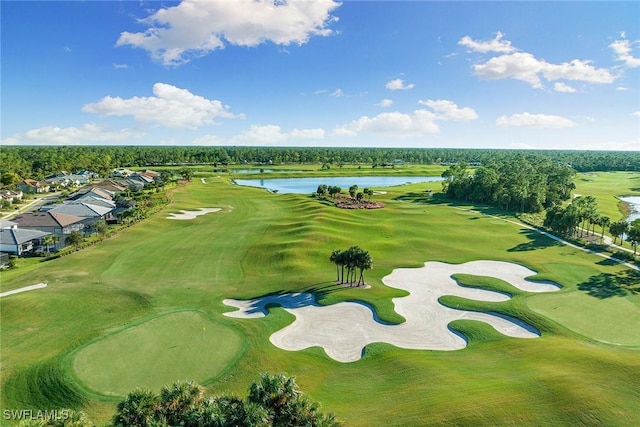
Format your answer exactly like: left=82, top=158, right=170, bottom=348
left=2, top=146, right=639, bottom=183
left=18, top=373, right=340, bottom=427
left=441, top=156, right=576, bottom=213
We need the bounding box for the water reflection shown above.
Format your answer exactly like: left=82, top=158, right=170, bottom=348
left=234, top=176, right=443, bottom=194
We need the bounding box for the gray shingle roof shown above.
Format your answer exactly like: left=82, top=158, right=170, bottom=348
left=0, top=228, right=50, bottom=245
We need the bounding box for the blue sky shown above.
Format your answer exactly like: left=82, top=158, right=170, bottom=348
left=2, top=1, right=639, bottom=150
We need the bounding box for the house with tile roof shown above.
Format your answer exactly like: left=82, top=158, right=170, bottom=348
left=11, top=212, right=85, bottom=247
left=44, top=202, right=113, bottom=226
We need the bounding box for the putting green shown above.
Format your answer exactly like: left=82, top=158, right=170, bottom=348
left=73, top=311, right=243, bottom=396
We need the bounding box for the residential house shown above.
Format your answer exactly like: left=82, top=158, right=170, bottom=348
left=11, top=212, right=85, bottom=247
left=69, top=187, right=115, bottom=202
left=66, top=196, right=116, bottom=210
left=44, top=202, right=113, bottom=227
left=112, top=168, right=134, bottom=177
left=91, top=180, right=127, bottom=194
left=16, top=180, right=50, bottom=194
left=0, top=190, right=23, bottom=204
left=0, top=220, right=19, bottom=229
left=0, top=227, right=51, bottom=256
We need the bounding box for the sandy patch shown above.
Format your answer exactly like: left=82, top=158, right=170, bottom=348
left=0, top=283, right=47, bottom=298
left=224, top=260, right=559, bottom=362
left=166, top=208, right=221, bottom=220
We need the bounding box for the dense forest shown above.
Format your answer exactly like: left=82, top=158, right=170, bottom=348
left=441, top=157, right=576, bottom=213
left=1, top=146, right=638, bottom=182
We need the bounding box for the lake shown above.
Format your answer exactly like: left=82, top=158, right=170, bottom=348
left=234, top=176, right=443, bottom=194
left=620, top=196, right=640, bottom=223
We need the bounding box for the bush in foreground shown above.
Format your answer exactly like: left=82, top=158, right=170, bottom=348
left=112, top=373, right=341, bottom=427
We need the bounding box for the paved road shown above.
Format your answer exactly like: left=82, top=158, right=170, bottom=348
left=1, top=193, right=61, bottom=220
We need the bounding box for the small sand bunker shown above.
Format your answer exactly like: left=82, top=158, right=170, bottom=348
left=223, top=260, right=560, bottom=362
left=166, top=208, right=221, bottom=220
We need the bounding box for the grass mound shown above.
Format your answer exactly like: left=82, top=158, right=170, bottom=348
left=72, top=311, right=244, bottom=396
left=3, top=356, right=87, bottom=410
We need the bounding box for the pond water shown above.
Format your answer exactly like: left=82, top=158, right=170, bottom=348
left=230, top=169, right=304, bottom=174
left=620, top=196, right=640, bottom=223
left=234, top=176, right=443, bottom=194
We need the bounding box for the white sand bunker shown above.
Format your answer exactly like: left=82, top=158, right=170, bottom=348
left=224, top=260, right=560, bottom=362
left=166, top=208, right=221, bottom=220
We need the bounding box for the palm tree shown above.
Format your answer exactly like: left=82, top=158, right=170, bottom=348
left=609, top=220, right=630, bottom=245
left=356, top=250, right=373, bottom=286
left=627, top=224, right=640, bottom=255
left=598, top=215, right=611, bottom=242
left=348, top=185, right=358, bottom=199
left=112, top=389, right=160, bottom=427
left=159, top=381, right=204, bottom=426
left=42, top=235, right=59, bottom=253
left=247, top=373, right=340, bottom=427
left=248, top=373, right=299, bottom=425
left=329, top=250, right=342, bottom=282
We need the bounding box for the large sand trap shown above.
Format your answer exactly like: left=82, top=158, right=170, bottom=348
left=223, top=260, right=560, bottom=362
left=166, top=208, right=220, bottom=220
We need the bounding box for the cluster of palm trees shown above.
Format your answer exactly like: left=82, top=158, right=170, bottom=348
left=329, top=246, right=373, bottom=287
left=315, top=184, right=374, bottom=202
left=544, top=195, right=640, bottom=254
left=315, top=185, right=342, bottom=198
left=111, top=373, right=340, bottom=427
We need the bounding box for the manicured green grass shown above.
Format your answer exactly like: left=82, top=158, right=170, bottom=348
left=72, top=311, right=244, bottom=397
left=1, top=172, right=639, bottom=426
left=574, top=171, right=640, bottom=220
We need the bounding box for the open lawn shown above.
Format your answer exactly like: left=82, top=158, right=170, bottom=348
left=1, top=171, right=639, bottom=426
left=574, top=171, right=640, bottom=220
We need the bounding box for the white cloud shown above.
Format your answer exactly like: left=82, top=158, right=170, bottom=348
left=617, top=86, right=629, bottom=91
left=633, top=111, right=640, bottom=118
left=610, top=36, right=640, bottom=68
left=542, top=59, right=615, bottom=84
left=113, top=63, right=129, bottom=69
left=334, top=110, right=439, bottom=137
left=473, top=52, right=615, bottom=88
left=553, top=82, right=577, bottom=93
left=473, top=52, right=545, bottom=88
left=330, top=89, right=345, bottom=97
left=290, top=128, right=325, bottom=139
left=82, top=83, right=243, bottom=129
left=418, top=99, right=478, bottom=121
left=458, top=32, right=515, bottom=53
left=116, top=0, right=341, bottom=66
left=6, top=124, right=145, bottom=145
left=376, top=99, right=394, bottom=107
left=466, top=33, right=616, bottom=89
left=496, top=112, right=575, bottom=128
left=385, top=78, right=415, bottom=90
left=230, top=124, right=324, bottom=145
